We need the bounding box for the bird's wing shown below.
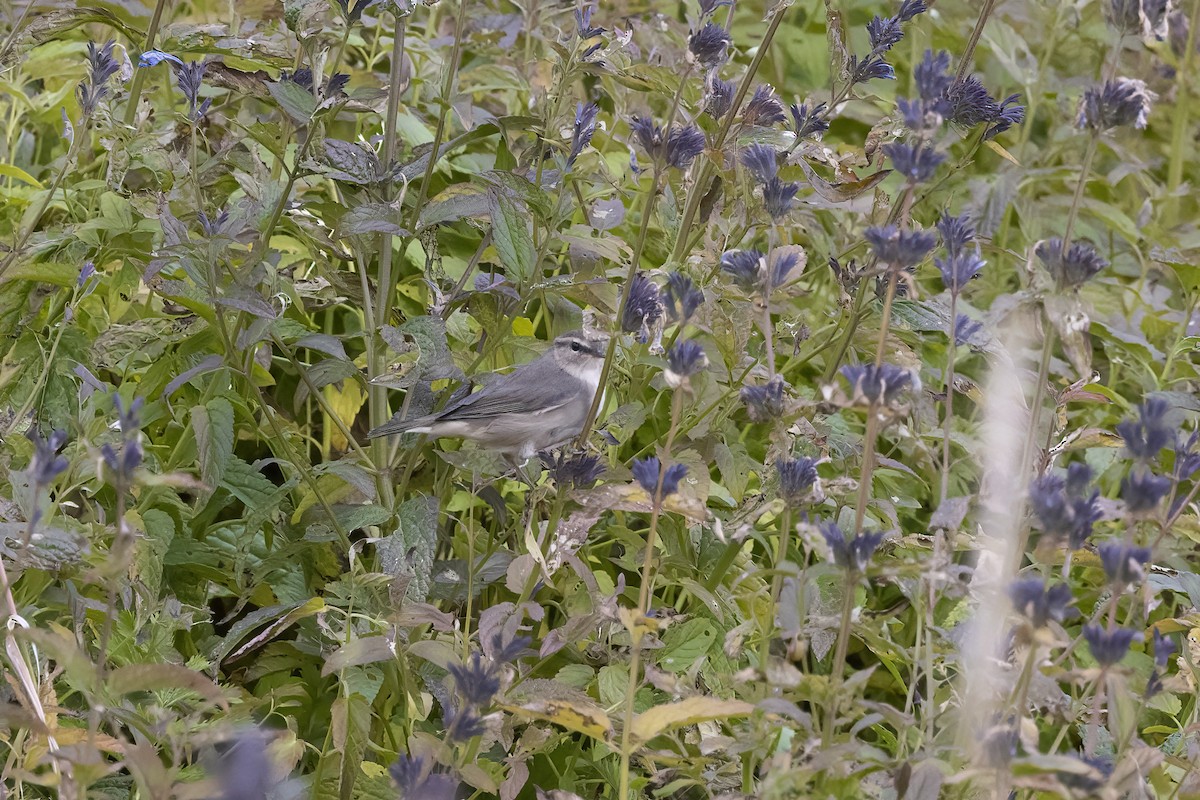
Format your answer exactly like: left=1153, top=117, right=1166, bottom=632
left=432, top=362, right=575, bottom=421
left=366, top=412, right=436, bottom=438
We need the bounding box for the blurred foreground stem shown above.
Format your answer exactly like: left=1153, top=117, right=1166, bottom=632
left=1167, top=0, right=1200, bottom=222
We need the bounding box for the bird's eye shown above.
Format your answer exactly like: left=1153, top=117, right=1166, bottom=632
left=570, top=341, right=582, bottom=352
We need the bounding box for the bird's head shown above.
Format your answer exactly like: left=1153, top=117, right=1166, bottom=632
left=550, top=329, right=608, bottom=384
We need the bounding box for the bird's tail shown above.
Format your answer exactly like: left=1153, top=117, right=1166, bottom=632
left=366, top=413, right=433, bottom=439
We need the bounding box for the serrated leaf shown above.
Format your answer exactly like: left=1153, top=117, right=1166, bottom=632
left=322, top=636, right=397, bottom=676
left=323, top=138, right=382, bottom=184
left=377, top=496, right=438, bottom=605
left=490, top=190, right=536, bottom=286
left=418, top=187, right=490, bottom=229
left=332, top=504, right=391, bottom=533
left=306, top=357, right=359, bottom=389
left=267, top=80, right=317, bottom=123
left=332, top=694, right=371, bottom=800
left=339, top=200, right=408, bottom=236
left=629, top=696, right=755, bottom=743
left=658, top=618, right=716, bottom=673
left=221, top=457, right=281, bottom=510
left=381, top=316, right=464, bottom=389
left=193, top=397, right=234, bottom=499
left=106, top=664, right=228, bottom=710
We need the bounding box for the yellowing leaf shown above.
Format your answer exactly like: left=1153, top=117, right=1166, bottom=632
left=0, top=163, right=44, bottom=188
left=983, top=139, right=1021, bottom=166
left=500, top=699, right=612, bottom=741
left=630, top=697, right=755, bottom=743
left=325, top=380, right=365, bottom=452
left=511, top=317, right=536, bottom=337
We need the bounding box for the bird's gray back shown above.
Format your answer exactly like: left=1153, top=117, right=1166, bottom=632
left=432, top=357, right=583, bottom=422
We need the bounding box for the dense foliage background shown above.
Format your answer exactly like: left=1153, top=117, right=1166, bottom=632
left=2, top=0, right=1200, bottom=796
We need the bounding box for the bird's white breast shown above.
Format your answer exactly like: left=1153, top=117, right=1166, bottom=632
left=561, top=358, right=604, bottom=395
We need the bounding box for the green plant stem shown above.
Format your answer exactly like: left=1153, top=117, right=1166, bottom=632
left=121, top=0, right=170, bottom=126
left=4, top=300, right=69, bottom=436
left=922, top=555, right=937, bottom=742
left=407, top=0, right=468, bottom=235
left=823, top=571, right=857, bottom=746
left=0, top=121, right=84, bottom=281
left=271, top=334, right=375, bottom=467
left=0, top=0, right=35, bottom=67
left=1012, top=2, right=1065, bottom=163
left=619, top=390, right=683, bottom=800
left=954, top=0, right=999, bottom=83
left=873, top=270, right=899, bottom=368
left=1062, top=132, right=1098, bottom=248
left=369, top=15, right=408, bottom=506
left=248, top=382, right=351, bottom=550
left=821, top=183, right=915, bottom=382
left=576, top=166, right=663, bottom=446
left=1085, top=670, right=1107, bottom=756
left=940, top=291, right=960, bottom=502
left=704, top=536, right=745, bottom=593
left=667, top=2, right=789, bottom=267
left=1020, top=129, right=1097, bottom=482
left=761, top=300, right=777, bottom=378
left=852, top=407, right=880, bottom=537
left=760, top=505, right=793, bottom=667
left=1020, top=322, right=1056, bottom=476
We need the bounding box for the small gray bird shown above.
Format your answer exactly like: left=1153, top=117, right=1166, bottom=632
left=367, top=330, right=608, bottom=463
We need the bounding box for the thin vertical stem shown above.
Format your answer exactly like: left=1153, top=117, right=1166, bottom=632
left=1062, top=134, right=1098, bottom=248
left=122, top=0, right=171, bottom=126
left=873, top=271, right=899, bottom=368
left=760, top=505, right=793, bottom=667
left=668, top=2, right=789, bottom=267
left=576, top=167, right=663, bottom=445
left=370, top=16, right=407, bottom=506
left=823, top=572, right=857, bottom=745
left=1168, top=0, right=1200, bottom=203
left=954, top=0, right=999, bottom=84
left=408, top=0, right=468, bottom=232
left=761, top=301, right=777, bottom=378
left=620, top=390, right=683, bottom=800
left=940, top=292, right=960, bottom=502
left=853, top=409, right=880, bottom=536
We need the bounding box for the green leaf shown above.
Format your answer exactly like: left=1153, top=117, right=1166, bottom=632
left=193, top=397, right=234, bottom=499
left=380, top=315, right=463, bottom=389
left=377, top=496, right=438, bottom=604
left=339, top=200, right=407, bottom=236
left=0, top=261, right=78, bottom=287
left=267, top=80, right=317, bottom=123
left=322, top=138, right=382, bottom=184
left=106, top=664, right=228, bottom=710
left=333, top=693, right=371, bottom=800
left=489, top=189, right=536, bottom=286
left=331, top=504, right=391, bottom=533
left=211, top=597, right=327, bottom=664
left=658, top=618, right=716, bottom=673
left=221, top=458, right=282, bottom=512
